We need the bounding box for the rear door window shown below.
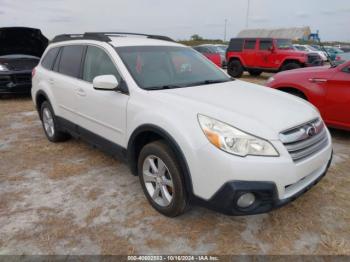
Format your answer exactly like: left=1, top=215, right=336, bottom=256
left=259, top=40, right=273, bottom=50
left=41, top=47, right=60, bottom=70
left=58, top=45, right=85, bottom=78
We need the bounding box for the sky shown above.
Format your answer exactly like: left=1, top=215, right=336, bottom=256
left=0, top=0, right=349, bottom=42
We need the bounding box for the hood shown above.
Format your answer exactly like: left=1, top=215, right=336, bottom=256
left=274, top=65, right=331, bottom=77
left=157, top=80, right=319, bottom=140
left=0, top=27, right=48, bottom=57
left=278, top=49, right=307, bottom=57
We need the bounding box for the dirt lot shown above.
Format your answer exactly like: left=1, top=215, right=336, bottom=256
left=0, top=74, right=349, bottom=255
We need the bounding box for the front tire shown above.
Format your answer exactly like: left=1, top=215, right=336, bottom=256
left=280, top=62, right=301, bottom=71
left=227, top=59, right=244, bottom=78
left=138, top=140, right=188, bottom=217
left=40, top=101, right=70, bottom=142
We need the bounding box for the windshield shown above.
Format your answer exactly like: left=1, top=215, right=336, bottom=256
left=0, top=54, right=40, bottom=59
left=276, top=39, right=293, bottom=50
left=116, top=46, right=231, bottom=90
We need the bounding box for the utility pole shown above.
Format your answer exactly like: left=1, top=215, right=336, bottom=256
left=246, top=0, right=251, bottom=28
left=224, top=18, right=227, bottom=42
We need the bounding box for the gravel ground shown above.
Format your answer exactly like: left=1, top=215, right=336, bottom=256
left=0, top=74, right=349, bottom=255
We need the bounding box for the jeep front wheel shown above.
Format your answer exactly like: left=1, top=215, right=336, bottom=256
left=228, top=60, right=244, bottom=78
left=280, top=62, right=301, bottom=71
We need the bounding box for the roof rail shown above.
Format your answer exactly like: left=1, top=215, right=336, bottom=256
left=86, top=32, right=175, bottom=42
left=51, top=32, right=174, bottom=43
left=51, top=33, right=110, bottom=43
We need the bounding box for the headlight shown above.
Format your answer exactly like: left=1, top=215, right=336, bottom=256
left=0, top=64, right=9, bottom=72
left=198, top=114, right=279, bottom=157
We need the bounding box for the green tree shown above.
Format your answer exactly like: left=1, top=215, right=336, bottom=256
left=190, top=34, right=203, bottom=41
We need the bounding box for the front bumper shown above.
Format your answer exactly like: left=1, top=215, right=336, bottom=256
left=194, top=153, right=332, bottom=216
left=0, top=71, right=32, bottom=94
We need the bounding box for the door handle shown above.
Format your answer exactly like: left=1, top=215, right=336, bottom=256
left=76, top=88, right=86, bottom=97
left=309, top=78, right=328, bottom=83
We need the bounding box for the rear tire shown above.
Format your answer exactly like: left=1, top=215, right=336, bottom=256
left=227, top=60, right=244, bottom=78
left=138, top=140, right=188, bottom=217
left=40, top=101, right=70, bottom=142
left=248, top=70, right=262, bottom=77
left=280, top=62, right=301, bottom=71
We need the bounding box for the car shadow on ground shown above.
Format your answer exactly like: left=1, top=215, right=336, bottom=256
left=329, top=128, right=350, bottom=140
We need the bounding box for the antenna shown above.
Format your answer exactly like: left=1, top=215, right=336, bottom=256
left=224, top=19, right=228, bottom=42
left=246, top=0, right=251, bottom=28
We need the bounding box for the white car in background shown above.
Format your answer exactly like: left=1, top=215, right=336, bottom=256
left=32, top=32, right=333, bottom=217
left=293, top=44, right=328, bottom=61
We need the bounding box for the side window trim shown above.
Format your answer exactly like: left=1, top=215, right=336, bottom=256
left=52, top=47, right=62, bottom=72
left=78, top=45, right=88, bottom=79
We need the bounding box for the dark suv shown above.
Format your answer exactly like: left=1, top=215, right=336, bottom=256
left=226, top=38, right=323, bottom=78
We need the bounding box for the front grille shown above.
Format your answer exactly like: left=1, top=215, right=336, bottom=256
left=13, top=74, right=31, bottom=84
left=307, top=54, right=322, bottom=66
left=0, top=75, right=11, bottom=86
left=280, top=118, right=329, bottom=162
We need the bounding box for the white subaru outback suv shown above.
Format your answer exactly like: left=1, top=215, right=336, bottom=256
left=32, top=32, right=333, bottom=217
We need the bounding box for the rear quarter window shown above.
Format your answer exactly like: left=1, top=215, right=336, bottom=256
left=227, top=39, right=244, bottom=52
left=41, top=47, right=60, bottom=70
left=58, top=45, right=85, bottom=78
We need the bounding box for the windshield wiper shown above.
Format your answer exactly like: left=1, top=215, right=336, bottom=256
left=145, top=85, right=183, bottom=90
left=186, top=79, right=233, bottom=87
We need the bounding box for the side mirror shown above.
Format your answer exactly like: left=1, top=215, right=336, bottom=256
left=93, top=75, right=119, bottom=91
left=268, top=46, right=275, bottom=52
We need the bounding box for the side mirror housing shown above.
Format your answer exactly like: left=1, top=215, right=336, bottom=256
left=268, top=46, right=275, bottom=52
left=93, top=75, right=119, bottom=91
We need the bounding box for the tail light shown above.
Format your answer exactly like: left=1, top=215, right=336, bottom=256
left=32, top=67, right=36, bottom=78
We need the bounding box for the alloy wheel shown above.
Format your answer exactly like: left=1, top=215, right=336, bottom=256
left=142, top=155, right=174, bottom=207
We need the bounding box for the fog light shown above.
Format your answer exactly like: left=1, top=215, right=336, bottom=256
left=237, top=193, right=255, bottom=208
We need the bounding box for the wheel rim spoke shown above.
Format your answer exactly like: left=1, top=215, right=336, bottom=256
left=160, top=185, right=172, bottom=205
left=143, top=171, right=157, bottom=183
left=148, top=158, right=158, bottom=173
left=163, top=177, right=173, bottom=188
left=157, top=159, right=167, bottom=175
left=152, top=184, right=161, bottom=199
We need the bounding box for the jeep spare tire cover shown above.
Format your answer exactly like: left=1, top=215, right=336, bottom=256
left=0, top=27, right=48, bottom=58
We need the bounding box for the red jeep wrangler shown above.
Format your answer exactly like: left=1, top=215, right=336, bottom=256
left=226, top=38, right=323, bottom=78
